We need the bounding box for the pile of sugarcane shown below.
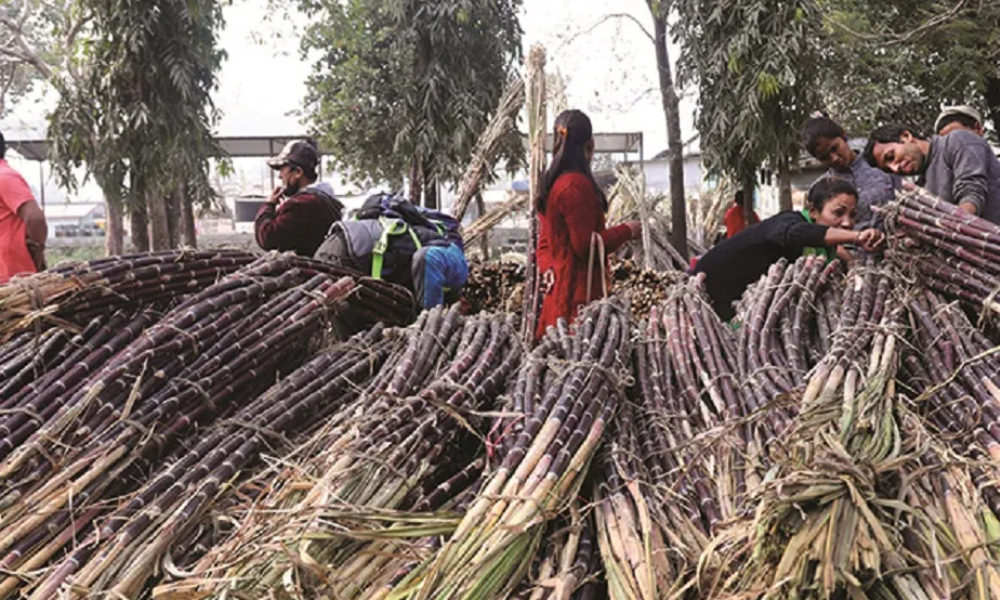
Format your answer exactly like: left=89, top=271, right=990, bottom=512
left=159, top=305, right=522, bottom=599
left=0, top=249, right=256, bottom=333
left=463, top=260, right=526, bottom=314
left=609, top=258, right=686, bottom=320
left=0, top=251, right=417, bottom=599
left=881, top=188, right=1000, bottom=316
left=15, top=189, right=1000, bottom=600
left=0, top=249, right=414, bottom=338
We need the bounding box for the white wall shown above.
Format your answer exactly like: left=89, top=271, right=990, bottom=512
left=640, top=157, right=707, bottom=197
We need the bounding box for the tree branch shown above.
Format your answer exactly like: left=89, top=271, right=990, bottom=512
left=556, top=12, right=656, bottom=51
left=0, top=9, right=54, bottom=80
left=825, top=0, right=968, bottom=46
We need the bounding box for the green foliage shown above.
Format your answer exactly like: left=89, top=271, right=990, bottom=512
left=298, top=0, right=523, bottom=189
left=673, top=0, right=823, bottom=186
left=0, top=0, right=78, bottom=115
left=816, top=0, right=1000, bottom=137
left=47, top=0, right=226, bottom=211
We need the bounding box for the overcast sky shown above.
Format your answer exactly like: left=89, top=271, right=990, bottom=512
left=1, top=0, right=697, bottom=200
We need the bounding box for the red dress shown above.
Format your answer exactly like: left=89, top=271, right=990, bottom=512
left=724, top=204, right=759, bottom=238
left=535, top=172, right=632, bottom=339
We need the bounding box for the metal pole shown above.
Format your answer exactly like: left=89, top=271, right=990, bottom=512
left=268, top=140, right=275, bottom=191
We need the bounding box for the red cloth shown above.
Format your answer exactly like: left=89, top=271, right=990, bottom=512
left=254, top=191, right=340, bottom=257
left=724, top=204, right=759, bottom=238
left=535, top=172, right=632, bottom=339
left=0, top=160, right=37, bottom=283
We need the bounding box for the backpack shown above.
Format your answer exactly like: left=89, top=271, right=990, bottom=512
left=356, top=193, right=465, bottom=251
left=316, top=216, right=448, bottom=287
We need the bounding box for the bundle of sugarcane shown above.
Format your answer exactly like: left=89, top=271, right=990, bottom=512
left=606, top=165, right=689, bottom=272
left=167, top=307, right=520, bottom=599
left=0, top=249, right=258, bottom=335
left=0, top=307, right=162, bottom=483
left=451, top=77, right=527, bottom=222
left=513, top=504, right=601, bottom=600
left=0, top=256, right=360, bottom=600
left=631, top=281, right=755, bottom=581
left=901, top=291, right=1000, bottom=526
left=287, top=254, right=416, bottom=325
left=706, top=261, right=989, bottom=599
left=25, top=326, right=396, bottom=600
left=734, top=257, right=845, bottom=417
left=390, top=299, right=630, bottom=600
left=592, top=400, right=686, bottom=600
left=881, top=189, right=1000, bottom=316
left=902, top=290, right=1000, bottom=462
left=463, top=260, right=526, bottom=315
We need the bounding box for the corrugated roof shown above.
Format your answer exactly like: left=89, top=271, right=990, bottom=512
left=6, top=132, right=646, bottom=162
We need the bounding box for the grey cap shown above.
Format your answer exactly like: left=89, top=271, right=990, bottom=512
left=267, top=140, right=319, bottom=171
left=934, top=105, right=982, bottom=133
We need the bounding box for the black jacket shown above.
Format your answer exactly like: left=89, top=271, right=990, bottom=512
left=694, top=211, right=829, bottom=321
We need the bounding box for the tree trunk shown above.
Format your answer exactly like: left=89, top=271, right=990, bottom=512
left=778, top=155, right=793, bottom=212
left=742, top=178, right=756, bottom=226
left=104, top=197, right=124, bottom=256
left=424, top=173, right=438, bottom=210
left=95, top=171, right=125, bottom=256
left=985, top=77, right=1000, bottom=141
left=130, top=170, right=150, bottom=252
left=409, top=156, right=424, bottom=205
left=180, top=181, right=197, bottom=248
left=130, top=208, right=150, bottom=252
left=649, top=6, right=687, bottom=258
left=144, top=177, right=171, bottom=251
left=165, top=188, right=181, bottom=248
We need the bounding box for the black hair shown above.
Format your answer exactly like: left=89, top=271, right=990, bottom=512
left=734, top=190, right=744, bottom=205
left=808, top=177, right=858, bottom=212
left=936, top=113, right=979, bottom=134
left=298, top=165, right=318, bottom=181
left=864, top=123, right=923, bottom=168
left=800, top=116, right=846, bottom=156
left=536, top=109, right=606, bottom=214
left=0, top=130, right=5, bottom=160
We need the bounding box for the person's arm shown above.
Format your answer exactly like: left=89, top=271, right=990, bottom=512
left=17, top=201, right=47, bottom=271
left=536, top=220, right=553, bottom=274
left=823, top=228, right=885, bottom=252
left=947, top=135, right=993, bottom=216
left=255, top=195, right=309, bottom=252
left=554, top=179, right=635, bottom=258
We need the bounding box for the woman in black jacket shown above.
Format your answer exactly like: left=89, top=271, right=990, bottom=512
left=693, top=178, right=884, bottom=321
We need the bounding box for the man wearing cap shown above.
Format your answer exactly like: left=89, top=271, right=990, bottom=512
left=865, top=123, right=1000, bottom=223
left=255, top=140, right=344, bottom=256
left=935, top=106, right=985, bottom=137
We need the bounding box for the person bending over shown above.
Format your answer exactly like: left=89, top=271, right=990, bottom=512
left=693, top=178, right=884, bottom=321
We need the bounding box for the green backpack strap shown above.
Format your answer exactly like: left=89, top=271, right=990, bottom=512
left=371, top=217, right=422, bottom=280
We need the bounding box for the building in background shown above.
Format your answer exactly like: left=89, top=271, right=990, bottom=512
left=638, top=150, right=708, bottom=198
left=44, top=203, right=105, bottom=239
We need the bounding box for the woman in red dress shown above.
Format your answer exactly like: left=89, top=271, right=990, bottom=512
left=535, top=110, right=641, bottom=339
